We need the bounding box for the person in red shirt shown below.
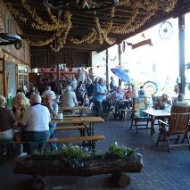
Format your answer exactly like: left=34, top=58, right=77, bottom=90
left=124, top=86, right=137, bottom=99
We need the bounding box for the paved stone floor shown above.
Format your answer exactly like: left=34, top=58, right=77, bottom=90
left=1, top=117, right=190, bottom=190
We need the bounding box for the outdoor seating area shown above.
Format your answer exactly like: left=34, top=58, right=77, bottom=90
left=0, top=115, right=105, bottom=159
left=1, top=1, right=190, bottom=189
left=1, top=116, right=190, bottom=189
left=1, top=83, right=190, bottom=189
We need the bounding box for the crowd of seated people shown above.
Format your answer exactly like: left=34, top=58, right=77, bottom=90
left=2, top=77, right=151, bottom=156
left=0, top=84, right=60, bottom=156
left=92, top=83, right=150, bottom=119
left=0, top=92, right=51, bottom=156
left=2, top=74, right=190, bottom=157
left=152, top=92, right=189, bottom=112
left=153, top=93, right=172, bottom=110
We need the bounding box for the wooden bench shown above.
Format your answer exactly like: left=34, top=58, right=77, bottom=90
left=49, top=135, right=105, bottom=144
left=7, top=135, right=105, bottom=150
left=62, top=114, right=87, bottom=117
left=56, top=125, right=86, bottom=131
left=56, top=125, right=86, bottom=136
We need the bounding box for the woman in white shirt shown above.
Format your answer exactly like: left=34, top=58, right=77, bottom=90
left=61, top=86, right=78, bottom=107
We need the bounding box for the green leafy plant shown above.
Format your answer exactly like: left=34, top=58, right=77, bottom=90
left=126, top=147, right=137, bottom=156
left=31, top=143, right=137, bottom=167
left=105, top=142, right=137, bottom=158
left=60, top=145, right=86, bottom=167
left=89, top=150, right=104, bottom=159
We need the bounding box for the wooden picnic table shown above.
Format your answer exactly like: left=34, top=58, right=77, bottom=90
left=143, top=109, right=171, bottom=135
left=52, top=117, right=104, bottom=136
left=3, top=117, right=105, bottom=155
left=62, top=113, right=87, bottom=117
left=59, top=106, right=89, bottom=116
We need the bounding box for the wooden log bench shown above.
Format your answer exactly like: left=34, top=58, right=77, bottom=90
left=13, top=153, right=143, bottom=189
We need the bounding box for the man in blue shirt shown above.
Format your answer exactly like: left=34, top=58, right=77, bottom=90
left=138, top=86, right=146, bottom=98
left=111, top=87, right=125, bottom=119
left=93, top=78, right=107, bottom=116
left=111, top=86, right=124, bottom=103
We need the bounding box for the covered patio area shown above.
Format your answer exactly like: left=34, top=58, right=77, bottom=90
left=1, top=117, right=190, bottom=189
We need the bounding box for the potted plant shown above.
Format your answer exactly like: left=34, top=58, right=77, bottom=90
left=60, top=144, right=86, bottom=167
left=14, top=142, right=143, bottom=189
left=31, top=142, right=138, bottom=167
left=105, top=142, right=137, bottom=158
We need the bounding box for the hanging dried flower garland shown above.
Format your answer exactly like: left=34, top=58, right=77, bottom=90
left=6, top=0, right=177, bottom=52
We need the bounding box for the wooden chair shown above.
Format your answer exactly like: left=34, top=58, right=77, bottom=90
left=130, top=97, right=151, bottom=133
left=156, top=105, right=190, bottom=152
left=171, top=104, right=190, bottom=113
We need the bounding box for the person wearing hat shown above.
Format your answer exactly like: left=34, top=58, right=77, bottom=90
left=42, top=92, right=58, bottom=151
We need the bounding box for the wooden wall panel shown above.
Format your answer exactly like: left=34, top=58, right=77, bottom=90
left=31, top=49, right=91, bottom=69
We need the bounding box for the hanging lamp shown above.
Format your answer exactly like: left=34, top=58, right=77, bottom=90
left=0, top=33, right=22, bottom=49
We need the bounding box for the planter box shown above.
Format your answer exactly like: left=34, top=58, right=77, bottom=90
left=13, top=153, right=143, bottom=188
